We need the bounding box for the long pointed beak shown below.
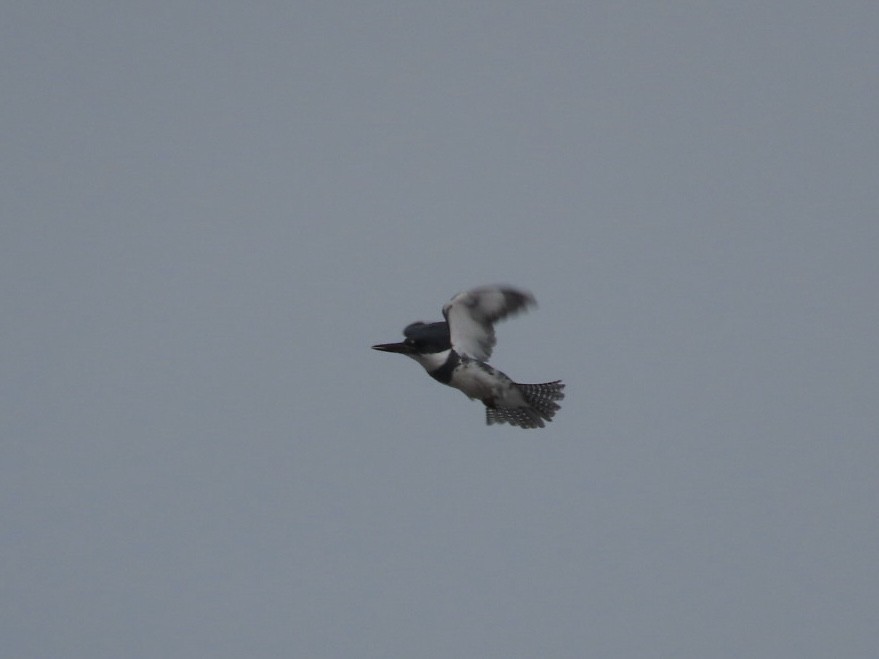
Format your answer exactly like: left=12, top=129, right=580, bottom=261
left=372, top=341, right=411, bottom=354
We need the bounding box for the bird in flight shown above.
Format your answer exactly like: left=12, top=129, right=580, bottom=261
left=372, top=285, right=565, bottom=428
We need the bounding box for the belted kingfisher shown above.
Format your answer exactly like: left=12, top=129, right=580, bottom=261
left=372, top=285, right=565, bottom=429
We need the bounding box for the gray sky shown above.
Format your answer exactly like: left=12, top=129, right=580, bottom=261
left=3, top=2, right=877, bottom=657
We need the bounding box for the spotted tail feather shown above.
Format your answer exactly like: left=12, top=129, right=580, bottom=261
left=485, top=380, right=566, bottom=429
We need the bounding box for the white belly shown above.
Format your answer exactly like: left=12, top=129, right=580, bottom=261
left=449, top=360, right=525, bottom=408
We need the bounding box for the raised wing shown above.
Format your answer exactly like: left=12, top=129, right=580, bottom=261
left=442, top=285, right=536, bottom=361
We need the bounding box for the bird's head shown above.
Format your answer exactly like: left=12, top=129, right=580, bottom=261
left=372, top=321, right=451, bottom=361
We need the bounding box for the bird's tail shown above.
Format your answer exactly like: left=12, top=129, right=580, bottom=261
left=518, top=380, right=566, bottom=422
left=485, top=380, right=566, bottom=429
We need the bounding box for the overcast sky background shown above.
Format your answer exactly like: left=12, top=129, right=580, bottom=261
left=3, top=2, right=877, bottom=658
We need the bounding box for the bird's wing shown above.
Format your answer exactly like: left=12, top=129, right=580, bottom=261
left=442, top=286, right=535, bottom=361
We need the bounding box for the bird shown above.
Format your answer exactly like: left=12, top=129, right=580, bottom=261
left=372, top=285, right=565, bottom=429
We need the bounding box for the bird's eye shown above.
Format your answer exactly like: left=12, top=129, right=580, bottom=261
left=404, top=338, right=415, bottom=346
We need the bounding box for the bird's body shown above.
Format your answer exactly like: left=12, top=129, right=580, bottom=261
left=372, top=286, right=565, bottom=429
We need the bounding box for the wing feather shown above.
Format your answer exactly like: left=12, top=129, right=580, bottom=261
left=442, top=286, right=535, bottom=361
